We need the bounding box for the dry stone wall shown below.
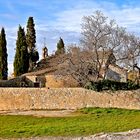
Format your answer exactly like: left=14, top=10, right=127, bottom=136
left=0, top=88, right=139, bottom=111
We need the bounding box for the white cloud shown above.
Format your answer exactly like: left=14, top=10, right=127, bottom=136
left=3, top=0, right=140, bottom=76
left=48, top=6, right=97, bottom=32
left=106, top=7, right=140, bottom=29
left=0, top=13, right=17, bottom=20
left=8, top=62, right=14, bottom=76
left=49, top=1, right=140, bottom=34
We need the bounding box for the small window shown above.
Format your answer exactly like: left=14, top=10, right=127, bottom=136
left=34, top=82, right=40, bottom=87
left=35, top=77, right=38, bottom=82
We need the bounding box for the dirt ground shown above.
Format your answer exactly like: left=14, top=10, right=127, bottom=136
left=0, top=110, right=76, bottom=117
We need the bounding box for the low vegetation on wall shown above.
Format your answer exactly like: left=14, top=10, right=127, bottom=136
left=85, top=80, right=140, bottom=92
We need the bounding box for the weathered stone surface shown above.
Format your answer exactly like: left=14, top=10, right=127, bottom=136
left=1, top=129, right=140, bottom=140
left=0, top=88, right=139, bottom=111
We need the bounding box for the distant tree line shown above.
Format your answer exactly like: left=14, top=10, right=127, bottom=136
left=0, top=16, right=66, bottom=79
left=14, top=17, right=39, bottom=76
left=0, top=28, right=8, bottom=80
left=0, top=17, right=40, bottom=79
left=55, top=37, right=65, bottom=55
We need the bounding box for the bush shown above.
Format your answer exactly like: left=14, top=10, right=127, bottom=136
left=85, top=81, right=103, bottom=91
left=127, top=80, right=140, bottom=90
left=85, top=80, right=140, bottom=92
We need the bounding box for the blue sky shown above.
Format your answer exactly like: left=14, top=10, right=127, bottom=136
left=0, top=0, right=140, bottom=75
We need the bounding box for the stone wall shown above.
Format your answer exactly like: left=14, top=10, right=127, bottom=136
left=0, top=77, right=28, bottom=87
left=106, top=65, right=127, bottom=82
left=0, top=88, right=139, bottom=111
left=45, top=75, right=78, bottom=88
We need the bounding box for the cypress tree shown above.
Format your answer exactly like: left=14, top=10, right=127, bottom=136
left=14, top=25, right=29, bottom=77
left=0, top=28, right=8, bottom=80
left=26, top=17, right=39, bottom=71
left=56, top=37, right=65, bottom=55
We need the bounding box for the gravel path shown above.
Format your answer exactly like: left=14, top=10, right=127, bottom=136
left=1, top=129, right=140, bottom=140
left=0, top=110, right=76, bottom=117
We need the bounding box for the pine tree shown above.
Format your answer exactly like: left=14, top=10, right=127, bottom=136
left=26, top=17, right=39, bottom=71
left=0, top=28, right=8, bottom=80
left=56, top=37, right=65, bottom=55
left=14, top=25, right=29, bottom=77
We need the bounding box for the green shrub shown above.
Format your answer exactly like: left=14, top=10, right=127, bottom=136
left=85, top=80, right=140, bottom=92
left=84, top=81, right=94, bottom=90
left=127, top=80, right=139, bottom=90
left=85, top=81, right=103, bottom=91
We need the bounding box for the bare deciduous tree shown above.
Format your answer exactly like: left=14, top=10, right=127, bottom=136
left=55, top=45, right=98, bottom=86
left=56, top=11, right=140, bottom=86
left=81, top=10, right=140, bottom=78
left=81, top=11, right=118, bottom=80
left=117, top=33, right=140, bottom=68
